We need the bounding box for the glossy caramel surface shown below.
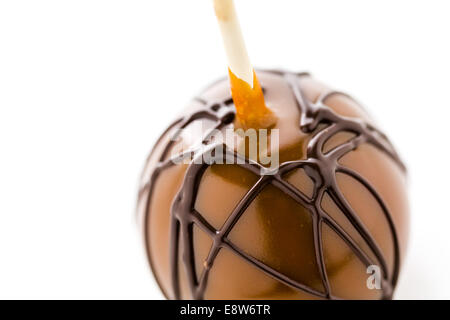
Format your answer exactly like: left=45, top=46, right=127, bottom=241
left=138, top=71, right=409, bottom=300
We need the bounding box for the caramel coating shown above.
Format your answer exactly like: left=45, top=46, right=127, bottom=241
left=137, top=71, right=409, bottom=300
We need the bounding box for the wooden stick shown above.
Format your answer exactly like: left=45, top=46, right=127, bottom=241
left=214, top=0, right=253, bottom=87
left=213, top=0, right=276, bottom=129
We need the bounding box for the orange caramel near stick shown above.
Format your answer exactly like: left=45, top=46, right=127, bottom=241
left=229, top=69, right=276, bottom=129
left=214, top=0, right=276, bottom=129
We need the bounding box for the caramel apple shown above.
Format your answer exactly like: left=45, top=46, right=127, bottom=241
left=137, top=0, right=409, bottom=300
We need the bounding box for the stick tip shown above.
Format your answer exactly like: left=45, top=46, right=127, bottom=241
left=214, top=0, right=233, bottom=22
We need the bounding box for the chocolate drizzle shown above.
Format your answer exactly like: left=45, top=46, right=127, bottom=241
left=140, top=70, right=405, bottom=300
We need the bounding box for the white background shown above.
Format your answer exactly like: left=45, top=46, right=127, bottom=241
left=0, top=0, right=448, bottom=299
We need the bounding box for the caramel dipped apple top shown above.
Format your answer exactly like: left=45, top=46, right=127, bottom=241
left=137, top=0, right=409, bottom=300
left=214, top=0, right=276, bottom=129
